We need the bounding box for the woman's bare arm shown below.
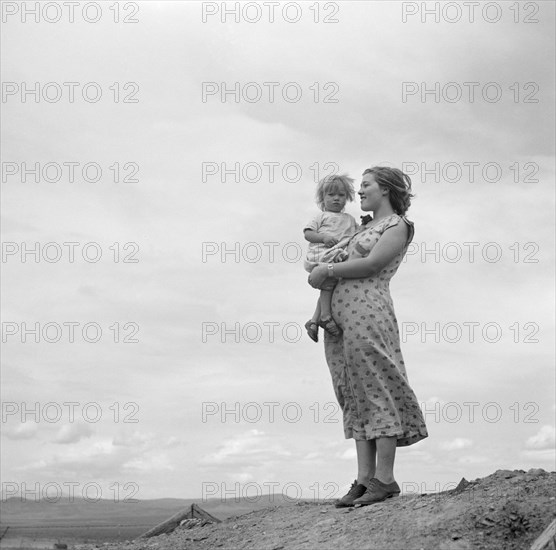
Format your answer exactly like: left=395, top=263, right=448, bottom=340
left=331, top=222, right=409, bottom=278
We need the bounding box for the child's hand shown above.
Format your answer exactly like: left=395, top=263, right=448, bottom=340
left=323, top=235, right=339, bottom=247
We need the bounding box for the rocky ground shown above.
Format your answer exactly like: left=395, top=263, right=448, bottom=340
left=74, top=469, right=556, bottom=550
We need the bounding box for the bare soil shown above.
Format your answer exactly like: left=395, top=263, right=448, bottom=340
left=74, top=469, right=556, bottom=550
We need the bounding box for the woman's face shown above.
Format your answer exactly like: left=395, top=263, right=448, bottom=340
left=358, top=173, right=384, bottom=211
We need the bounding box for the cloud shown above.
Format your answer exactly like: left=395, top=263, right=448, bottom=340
left=112, top=431, right=154, bottom=449
left=164, top=436, right=184, bottom=448
left=457, top=455, right=489, bottom=465
left=77, top=285, right=98, bottom=297
left=202, top=429, right=292, bottom=468
left=53, top=422, right=93, bottom=444
left=338, top=448, right=356, bottom=460
left=16, top=439, right=125, bottom=477
left=439, top=438, right=473, bottom=451
left=123, top=454, right=174, bottom=472
left=303, top=451, right=323, bottom=460
left=520, top=449, right=556, bottom=465
left=525, top=425, right=556, bottom=450
left=233, top=472, right=255, bottom=483
left=14, top=431, right=169, bottom=480
left=3, top=423, right=39, bottom=440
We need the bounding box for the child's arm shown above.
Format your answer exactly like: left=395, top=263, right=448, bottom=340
left=304, top=229, right=338, bottom=247
left=312, top=223, right=409, bottom=282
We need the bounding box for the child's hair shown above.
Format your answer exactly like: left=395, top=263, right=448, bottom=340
left=315, top=174, right=355, bottom=211
left=362, top=166, right=414, bottom=215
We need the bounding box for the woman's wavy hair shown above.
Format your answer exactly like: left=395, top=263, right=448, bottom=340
left=315, top=174, right=356, bottom=211
left=363, top=166, right=414, bottom=215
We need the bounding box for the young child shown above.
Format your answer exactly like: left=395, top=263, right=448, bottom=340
left=304, top=174, right=358, bottom=342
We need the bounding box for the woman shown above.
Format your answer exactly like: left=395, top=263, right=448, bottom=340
left=308, top=166, right=428, bottom=507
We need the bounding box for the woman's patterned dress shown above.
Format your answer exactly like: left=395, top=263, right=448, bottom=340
left=324, top=214, right=428, bottom=446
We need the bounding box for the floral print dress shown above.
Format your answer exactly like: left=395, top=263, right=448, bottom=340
left=324, top=214, right=428, bottom=446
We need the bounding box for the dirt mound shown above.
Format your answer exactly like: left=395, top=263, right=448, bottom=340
left=74, top=469, right=555, bottom=550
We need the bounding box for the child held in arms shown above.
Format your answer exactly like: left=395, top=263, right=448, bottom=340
left=303, top=174, right=359, bottom=342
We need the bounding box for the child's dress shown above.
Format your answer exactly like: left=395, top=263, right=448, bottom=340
left=304, top=211, right=358, bottom=272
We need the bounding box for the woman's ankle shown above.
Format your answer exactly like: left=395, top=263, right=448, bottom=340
left=357, top=473, right=375, bottom=486
left=374, top=473, right=395, bottom=484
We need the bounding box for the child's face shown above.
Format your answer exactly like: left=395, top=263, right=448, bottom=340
left=323, top=186, right=348, bottom=212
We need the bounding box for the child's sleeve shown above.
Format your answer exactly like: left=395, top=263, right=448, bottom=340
left=304, top=212, right=323, bottom=233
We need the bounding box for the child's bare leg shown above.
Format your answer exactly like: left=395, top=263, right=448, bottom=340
left=305, top=298, right=321, bottom=342
left=311, top=299, right=321, bottom=323
left=319, top=289, right=333, bottom=319
left=318, top=288, right=341, bottom=336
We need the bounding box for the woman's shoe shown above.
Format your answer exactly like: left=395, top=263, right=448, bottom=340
left=352, top=478, right=400, bottom=506
left=318, top=316, right=342, bottom=336
left=304, top=320, right=319, bottom=342
left=334, top=480, right=368, bottom=508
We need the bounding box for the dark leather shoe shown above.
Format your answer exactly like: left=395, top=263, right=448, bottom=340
left=352, top=478, right=400, bottom=506
left=334, top=480, right=367, bottom=508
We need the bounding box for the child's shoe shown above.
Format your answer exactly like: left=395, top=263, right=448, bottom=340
left=304, top=320, right=319, bottom=343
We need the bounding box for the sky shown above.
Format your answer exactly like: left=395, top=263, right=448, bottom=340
left=1, top=0, right=555, bottom=506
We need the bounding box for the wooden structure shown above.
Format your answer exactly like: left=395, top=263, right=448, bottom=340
left=139, top=503, right=221, bottom=539
left=530, top=519, right=556, bottom=550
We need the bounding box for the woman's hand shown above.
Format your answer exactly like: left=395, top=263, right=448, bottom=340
left=308, top=265, right=329, bottom=289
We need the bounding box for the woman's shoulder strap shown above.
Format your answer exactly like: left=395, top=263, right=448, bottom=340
left=399, top=215, right=415, bottom=245
left=380, top=214, right=414, bottom=246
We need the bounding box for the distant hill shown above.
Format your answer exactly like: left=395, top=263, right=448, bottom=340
left=0, top=494, right=296, bottom=547
left=1, top=494, right=295, bottom=524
